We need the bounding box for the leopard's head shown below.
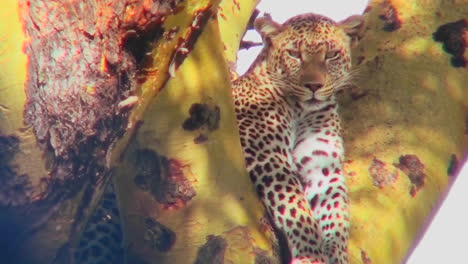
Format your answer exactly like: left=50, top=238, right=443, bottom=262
left=255, top=13, right=363, bottom=103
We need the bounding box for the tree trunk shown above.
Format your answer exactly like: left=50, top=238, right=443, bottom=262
left=342, top=0, right=467, bottom=263
left=1, top=0, right=261, bottom=263
left=113, top=0, right=281, bottom=263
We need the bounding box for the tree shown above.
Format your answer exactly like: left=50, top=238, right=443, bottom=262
left=342, top=0, right=467, bottom=262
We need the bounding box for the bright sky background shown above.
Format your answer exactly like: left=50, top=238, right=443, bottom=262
left=236, top=1, right=468, bottom=263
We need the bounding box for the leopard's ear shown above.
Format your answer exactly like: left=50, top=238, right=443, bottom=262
left=254, top=14, right=282, bottom=42
left=339, top=15, right=365, bottom=47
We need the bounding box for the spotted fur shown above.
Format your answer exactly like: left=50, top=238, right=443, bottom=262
left=233, top=13, right=363, bottom=264
left=75, top=183, right=125, bottom=264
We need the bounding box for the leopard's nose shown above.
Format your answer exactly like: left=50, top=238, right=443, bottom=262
left=304, top=82, right=323, bottom=92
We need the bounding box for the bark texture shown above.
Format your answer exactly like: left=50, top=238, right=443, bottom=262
left=341, top=0, right=467, bottom=263
left=114, top=1, right=279, bottom=263
left=1, top=0, right=210, bottom=263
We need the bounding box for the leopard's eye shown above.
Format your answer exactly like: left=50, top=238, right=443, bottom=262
left=325, top=50, right=340, bottom=60
left=286, top=49, right=301, bottom=59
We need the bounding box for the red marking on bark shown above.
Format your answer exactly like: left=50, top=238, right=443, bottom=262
left=135, top=150, right=196, bottom=209
left=369, top=158, right=398, bottom=188
left=361, top=250, right=372, bottom=264
left=379, top=0, right=402, bottom=32
left=194, top=235, right=227, bottom=263
left=219, top=12, right=227, bottom=20
left=194, top=134, right=208, bottom=144
left=170, top=6, right=214, bottom=73
left=394, top=155, right=426, bottom=197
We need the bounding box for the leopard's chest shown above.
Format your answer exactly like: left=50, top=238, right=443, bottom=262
left=291, top=103, right=344, bottom=185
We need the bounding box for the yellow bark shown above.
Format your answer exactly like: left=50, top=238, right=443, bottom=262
left=113, top=0, right=277, bottom=263
left=1, top=0, right=259, bottom=263
left=0, top=2, right=53, bottom=262
left=343, top=0, right=467, bottom=263
left=0, top=0, right=48, bottom=195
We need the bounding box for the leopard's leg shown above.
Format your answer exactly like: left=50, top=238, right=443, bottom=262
left=306, top=163, right=349, bottom=264
left=238, top=116, right=327, bottom=263
left=75, top=182, right=125, bottom=264
left=294, top=123, right=349, bottom=264
left=247, top=151, right=327, bottom=264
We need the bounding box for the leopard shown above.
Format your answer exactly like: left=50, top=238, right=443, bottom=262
left=74, top=183, right=125, bottom=264
left=232, top=13, right=363, bottom=264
